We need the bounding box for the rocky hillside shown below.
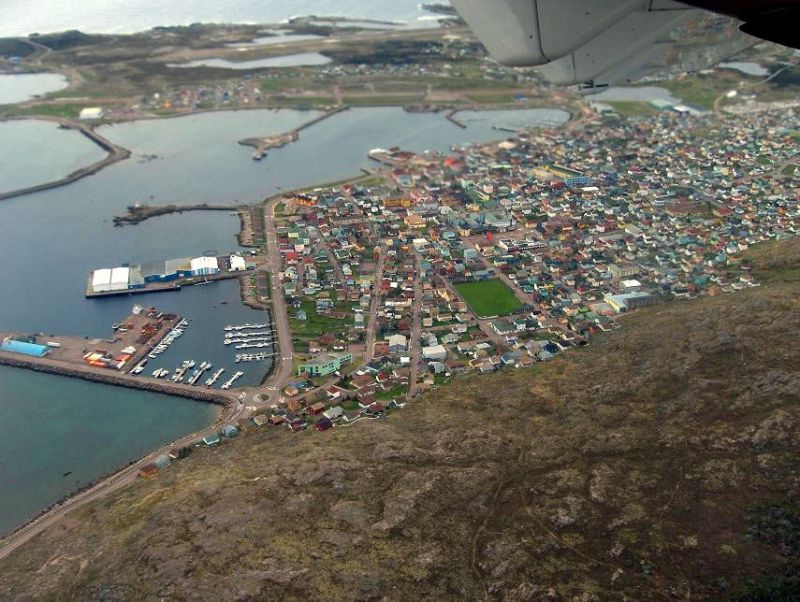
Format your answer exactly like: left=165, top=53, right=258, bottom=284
left=2, top=239, right=799, bottom=601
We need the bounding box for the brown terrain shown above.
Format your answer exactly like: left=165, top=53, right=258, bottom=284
left=0, top=238, right=798, bottom=600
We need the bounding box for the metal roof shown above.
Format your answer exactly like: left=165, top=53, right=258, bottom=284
left=1, top=338, right=49, bottom=357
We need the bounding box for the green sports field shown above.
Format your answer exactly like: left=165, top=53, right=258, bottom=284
left=454, top=278, right=523, bottom=317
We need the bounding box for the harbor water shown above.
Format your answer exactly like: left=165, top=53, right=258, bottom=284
left=0, top=120, right=107, bottom=195
left=0, top=105, right=569, bottom=534
left=0, top=366, right=219, bottom=536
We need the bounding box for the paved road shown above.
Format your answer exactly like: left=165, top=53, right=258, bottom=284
left=363, top=253, right=385, bottom=363
left=262, top=198, right=296, bottom=394
left=0, top=197, right=298, bottom=561
left=408, top=252, right=424, bottom=396
left=325, top=246, right=350, bottom=301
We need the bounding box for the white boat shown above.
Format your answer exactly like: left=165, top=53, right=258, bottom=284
left=132, top=304, right=143, bottom=315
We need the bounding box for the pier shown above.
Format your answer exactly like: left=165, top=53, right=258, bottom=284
left=0, top=307, right=240, bottom=403
left=113, top=203, right=242, bottom=226
left=445, top=109, right=468, bottom=129
left=237, top=107, right=348, bottom=159
left=0, top=117, right=131, bottom=202
left=0, top=351, right=232, bottom=404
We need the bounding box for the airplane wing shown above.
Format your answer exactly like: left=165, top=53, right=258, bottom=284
left=450, top=0, right=798, bottom=90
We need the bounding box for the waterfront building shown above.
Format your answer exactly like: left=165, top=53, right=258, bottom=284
left=190, top=256, right=220, bottom=276
left=0, top=338, right=50, bottom=357
left=229, top=255, right=246, bottom=271
left=78, top=107, right=104, bottom=120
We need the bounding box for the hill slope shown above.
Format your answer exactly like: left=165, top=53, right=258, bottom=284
left=1, top=239, right=799, bottom=601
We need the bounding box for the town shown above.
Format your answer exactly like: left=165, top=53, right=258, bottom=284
left=261, top=101, right=798, bottom=427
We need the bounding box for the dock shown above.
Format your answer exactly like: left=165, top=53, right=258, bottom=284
left=85, top=255, right=243, bottom=298
left=85, top=275, right=183, bottom=298
left=0, top=308, right=235, bottom=404
left=445, top=109, right=468, bottom=129
left=113, top=203, right=240, bottom=227
left=0, top=350, right=231, bottom=404
left=237, top=107, right=348, bottom=159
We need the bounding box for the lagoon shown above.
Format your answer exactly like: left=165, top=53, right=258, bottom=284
left=172, top=52, right=332, bottom=70
left=0, top=73, right=68, bottom=104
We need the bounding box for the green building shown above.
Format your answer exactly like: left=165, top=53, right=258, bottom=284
left=297, top=352, right=353, bottom=377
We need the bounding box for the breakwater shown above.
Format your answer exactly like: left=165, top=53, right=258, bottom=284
left=0, top=118, right=131, bottom=201
left=0, top=351, right=232, bottom=405
left=237, top=106, right=348, bottom=156
left=113, top=203, right=242, bottom=226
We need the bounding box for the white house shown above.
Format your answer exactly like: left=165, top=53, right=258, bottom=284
left=229, top=255, right=246, bottom=271
left=422, top=344, right=447, bottom=361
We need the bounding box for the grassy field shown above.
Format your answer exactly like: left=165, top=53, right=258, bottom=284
left=455, top=278, right=522, bottom=317
left=604, top=101, right=658, bottom=117
left=289, top=299, right=352, bottom=339
left=0, top=103, right=82, bottom=119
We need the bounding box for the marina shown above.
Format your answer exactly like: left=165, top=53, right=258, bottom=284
left=0, top=305, right=259, bottom=398
left=235, top=352, right=275, bottom=363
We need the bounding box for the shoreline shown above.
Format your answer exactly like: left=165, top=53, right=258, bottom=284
left=0, top=102, right=570, bottom=206
left=0, top=117, right=131, bottom=202
left=0, top=377, right=234, bottom=548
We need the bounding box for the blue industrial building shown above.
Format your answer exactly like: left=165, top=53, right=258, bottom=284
left=1, top=338, right=50, bottom=357
left=139, top=258, right=192, bottom=283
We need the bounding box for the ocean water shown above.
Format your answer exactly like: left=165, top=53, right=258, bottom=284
left=0, top=105, right=568, bottom=534
left=0, top=0, right=441, bottom=37
left=0, top=366, right=219, bottom=536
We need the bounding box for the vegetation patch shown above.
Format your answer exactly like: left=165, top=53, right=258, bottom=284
left=604, top=101, right=658, bottom=117
left=455, top=278, right=522, bottom=317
